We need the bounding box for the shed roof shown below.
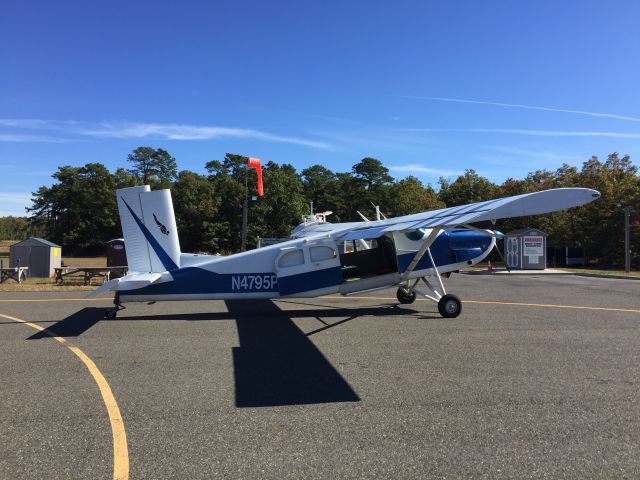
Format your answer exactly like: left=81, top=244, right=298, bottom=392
left=11, top=237, right=61, bottom=248
left=505, top=228, right=547, bottom=236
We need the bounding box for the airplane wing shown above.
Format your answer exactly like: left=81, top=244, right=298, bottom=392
left=296, top=188, right=600, bottom=241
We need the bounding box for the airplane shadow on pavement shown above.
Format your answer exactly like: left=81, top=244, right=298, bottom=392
left=26, top=307, right=105, bottom=339
left=226, top=299, right=361, bottom=408
left=25, top=300, right=424, bottom=407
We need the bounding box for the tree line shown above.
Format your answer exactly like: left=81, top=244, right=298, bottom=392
left=1, top=146, right=638, bottom=268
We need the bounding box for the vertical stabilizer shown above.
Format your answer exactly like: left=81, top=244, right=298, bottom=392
left=139, top=189, right=181, bottom=272
left=117, top=186, right=181, bottom=273
left=118, top=186, right=152, bottom=272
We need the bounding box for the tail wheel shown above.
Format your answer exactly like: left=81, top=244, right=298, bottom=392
left=397, top=286, right=417, bottom=304
left=438, top=294, right=462, bottom=318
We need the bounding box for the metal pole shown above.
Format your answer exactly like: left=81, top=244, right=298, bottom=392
left=241, top=167, right=248, bottom=251
left=624, top=207, right=631, bottom=273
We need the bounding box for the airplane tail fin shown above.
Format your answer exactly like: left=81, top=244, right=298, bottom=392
left=117, top=186, right=181, bottom=273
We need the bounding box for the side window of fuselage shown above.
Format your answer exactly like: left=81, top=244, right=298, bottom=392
left=310, top=246, right=336, bottom=262
left=278, top=249, right=305, bottom=268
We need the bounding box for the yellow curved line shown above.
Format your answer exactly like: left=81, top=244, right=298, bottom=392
left=0, top=312, right=129, bottom=480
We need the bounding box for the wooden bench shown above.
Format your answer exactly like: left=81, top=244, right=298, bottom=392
left=0, top=267, right=29, bottom=284
left=54, top=266, right=127, bottom=286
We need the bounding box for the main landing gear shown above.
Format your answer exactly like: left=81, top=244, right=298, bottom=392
left=396, top=230, right=462, bottom=318
left=437, top=294, right=462, bottom=318
left=105, top=292, right=125, bottom=319
left=396, top=281, right=462, bottom=318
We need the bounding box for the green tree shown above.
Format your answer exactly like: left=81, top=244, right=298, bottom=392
left=127, top=147, right=177, bottom=187
left=438, top=169, right=498, bottom=207
left=0, top=216, right=44, bottom=241
left=349, top=157, right=393, bottom=218
left=172, top=171, right=221, bottom=253
left=389, top=176, right=444, bottom=216
left=251, top=162, right=307, bottom=241
left=301, top=165, right=338, bottom=215
left=29, top=163, right=120, bottom=254
left=205, top=154, right=250, bottom=253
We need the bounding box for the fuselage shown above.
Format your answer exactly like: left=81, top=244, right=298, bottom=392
left=118, top=228, right=495, bottom=303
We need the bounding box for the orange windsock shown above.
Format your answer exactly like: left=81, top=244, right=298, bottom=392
left=247, top=157, right=264, bottom=196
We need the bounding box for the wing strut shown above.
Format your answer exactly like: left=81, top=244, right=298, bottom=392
left=400, top=228, right=441, bottom=281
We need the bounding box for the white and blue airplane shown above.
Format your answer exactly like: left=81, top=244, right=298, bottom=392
left=94, top=185, right=600, bottom=319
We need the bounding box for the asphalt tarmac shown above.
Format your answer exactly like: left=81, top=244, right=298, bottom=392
left=1, top=272, right=639, bottom=479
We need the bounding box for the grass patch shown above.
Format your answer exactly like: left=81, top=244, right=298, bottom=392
left=0, top=248, right=110, bottom=291
left=559, top=267, right=640, bottom=277
left=0, top=277, right=96, bottom=292
left=62, top=257, right=107, bottom=267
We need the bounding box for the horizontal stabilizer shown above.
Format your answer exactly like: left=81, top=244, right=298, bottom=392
left=86, top=278, right=121, bottom=297
left=86, top=272, right=163, bottom=297
left=116, top=272, right=163, bottom=290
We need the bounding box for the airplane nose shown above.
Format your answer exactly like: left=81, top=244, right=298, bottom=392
left=448, top=229, right=493, bottom=249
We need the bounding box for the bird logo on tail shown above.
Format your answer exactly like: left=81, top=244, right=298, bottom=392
left=153, top=213, right=170, bottom=235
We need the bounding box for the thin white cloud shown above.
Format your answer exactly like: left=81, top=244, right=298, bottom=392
left=0, top=193, right=32, bottom=217
left=409, top=96, right=640, bottom=123
left=0, top=133, right=76, bottom=143
left=80, top=122, right=334, bottom=149
left=400, top=127, right=640, bottom=139
left=0, top=118, right=334, bottom=150
left=389, top=164, right=462, bottom=177
left=482, top=146, right=582, bottom=163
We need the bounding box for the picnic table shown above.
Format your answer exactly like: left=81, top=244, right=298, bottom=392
left=54, top=266, right=127, bottom=285
left=0, top=266, right=29, bottom=284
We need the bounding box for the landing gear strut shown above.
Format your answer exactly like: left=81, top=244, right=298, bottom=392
left=105, top=292, right=125, bottom=319
left=398, top=235, right=462, bottom=318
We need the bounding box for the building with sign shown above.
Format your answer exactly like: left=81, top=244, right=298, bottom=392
left=9, top=237, right=62, bottom=278
left=504, top=228, right=547, bottom=270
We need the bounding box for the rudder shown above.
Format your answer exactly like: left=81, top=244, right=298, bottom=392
left=117, top=186, right=181, bottom=273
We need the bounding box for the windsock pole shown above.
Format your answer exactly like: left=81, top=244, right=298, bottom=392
left=241, top=157, right=264, bottom=251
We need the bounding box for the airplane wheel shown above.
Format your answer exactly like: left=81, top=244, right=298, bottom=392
left=104, top=309, right=117, bottom=320
left=438, top=294, right=462, bottom=318
left=397, top=287, right=417, bottom=304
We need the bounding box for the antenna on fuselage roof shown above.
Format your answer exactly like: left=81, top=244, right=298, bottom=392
left=370, top=202, right=388, bottom=221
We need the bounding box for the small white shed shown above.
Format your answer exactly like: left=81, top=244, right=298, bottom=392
left=504, top=228, right=547, bottom=270
left=10, top=237, right=62, bottom=278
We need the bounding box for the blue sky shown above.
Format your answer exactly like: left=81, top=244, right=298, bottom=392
left=2, top=0, right=640, bottom=216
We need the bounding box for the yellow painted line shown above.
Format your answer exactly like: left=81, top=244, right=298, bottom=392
left=0, top=298, right=111, bottom=303
left=465, top=300, right=640, bottom=314
left=0, top=312, right=129, bottom=480
left=322, top=296, right=640, bottom=314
